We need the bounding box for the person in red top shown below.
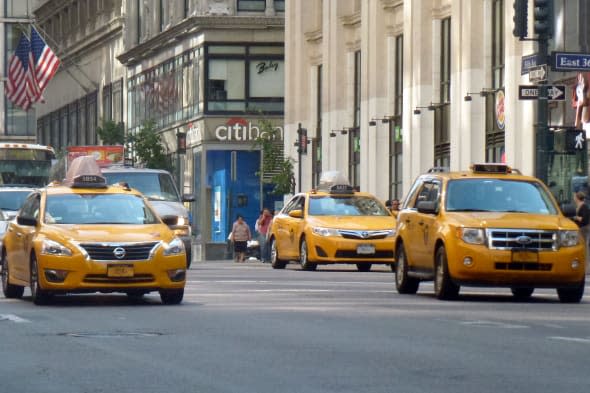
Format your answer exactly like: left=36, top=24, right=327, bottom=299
left=256, top=208, right=273, bottom=263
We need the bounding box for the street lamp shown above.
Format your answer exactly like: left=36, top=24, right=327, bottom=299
left=464, top=88, right=498, bottom=102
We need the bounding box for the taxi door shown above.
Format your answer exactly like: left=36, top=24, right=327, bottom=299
left=281, top=196, right=307, bottom=259
left=7, top=193, right=40, bottom=282
left=274, top=195, right=303, bottom=260
left=404, top=180, right=441, bottom=273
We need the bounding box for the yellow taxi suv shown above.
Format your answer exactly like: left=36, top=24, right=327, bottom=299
left=0, top=156, right=187, bottom=305
left=394, top=164, right=585, bottom=303
left=269, top=172, right=396, bottom=271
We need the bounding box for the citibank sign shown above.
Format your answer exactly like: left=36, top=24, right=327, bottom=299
left=214, top=117, right=283, bottom=141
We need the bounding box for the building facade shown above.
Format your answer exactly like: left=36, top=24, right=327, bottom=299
left=285, top=0, right=590, bottom=206
left=31, top=0, right=285, bottom=260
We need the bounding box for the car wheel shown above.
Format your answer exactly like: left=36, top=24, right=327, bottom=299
left=160, top=289, right=184, bottom=305
left=300, top=238, right=317, bottom=271
left=30, top=254, right=52, bottom=305
left=434, top=246, right=459, bottom=300
left=557, top=279, right=585, bottom=303
left=270, top=238, right=287, bottom=269
left=395, top=243, right=419, bottom=294
left=511, top=287, right=534, bottom=300
left=356, top=263, right=372, bottom=272
left=1, top=250, right=24, bottom=299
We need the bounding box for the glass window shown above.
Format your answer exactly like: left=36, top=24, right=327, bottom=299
left=349, top=51, right=361, bottom=187
left=308, top=195, right=390, bottom=216
left=250, top=60, right=283, bottom=97
left=313, top=65, right=323, bottom=188
left=102, top=172, right=181, bottom=202
left=6, top=0, right=33, bottom=16
left=275, top=0, right=285, bottom=12
left=238, top=0, right=266, bottom=11
left=486, top=0, right=505, bottom=163
left=435, top=18, right=451, bottom=167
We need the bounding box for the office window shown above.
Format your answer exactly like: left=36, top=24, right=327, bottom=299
left=486, top=0, right=505, bottom=163
left=238, top=0, right=265, bottom=11
left=391, top=35, right=403, bottom=200
left=349, top=51, right=361, bottom=188
left=275, top=0, right=285, bottom=12
left=313, top=65, right=323, bottom=188
left=434, top=18, right=451, bottom=168
left=137, top=0, right=144, bottom=43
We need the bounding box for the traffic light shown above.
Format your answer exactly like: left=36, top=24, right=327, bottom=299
left=533, top=0, right=554, bottom=38
left=513, top=0, right=528, bottom=39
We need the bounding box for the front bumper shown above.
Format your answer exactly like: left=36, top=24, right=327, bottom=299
left=306, top=233, right=395, bottom=264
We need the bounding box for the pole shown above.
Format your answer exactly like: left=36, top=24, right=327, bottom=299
left=297, top=122, right=302, bottom=193
left=535, top=39, right=549, bottom=184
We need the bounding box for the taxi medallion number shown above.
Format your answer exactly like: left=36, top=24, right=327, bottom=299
left=357, top=244, right=376, bottom=255
left=107, top=264, right=134, bottom=277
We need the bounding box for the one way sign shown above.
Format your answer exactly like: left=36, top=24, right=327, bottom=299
left=518, top=85, right=566, bottom=101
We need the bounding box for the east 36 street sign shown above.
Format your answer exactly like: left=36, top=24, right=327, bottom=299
left=518, top=85, right=566, bottom=101
left=551, top=51, right=590, bottom=72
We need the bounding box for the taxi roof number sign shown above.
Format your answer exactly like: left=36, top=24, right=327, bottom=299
left=470, top=163, right=512, bottom=174
left=64, top=155, right=107, bottom=188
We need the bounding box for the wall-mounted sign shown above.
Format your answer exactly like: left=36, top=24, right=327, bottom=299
left=495, top=90, right=505, bottom=130
left=518, top=85, right=566, bottom=100
left=552, top=51, right=590, bottom=72
left=214, top=117, right=284, bottom=142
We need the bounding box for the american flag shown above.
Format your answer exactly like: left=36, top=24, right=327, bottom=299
left=5, top=33, right=37, bottom=110
left=30, top=27, right=60, bottom=93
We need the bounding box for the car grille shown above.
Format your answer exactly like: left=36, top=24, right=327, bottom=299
left=487, top=229, right=556, bottom=250
left=334, top=250, right=394, bottom=259
left=83, top=274, right=155, bottom=284
left=338, top=229, right=392, bottom=240
left=495, top=262, right=552, bottom=271
left=78, top=242, right=160, bottom=261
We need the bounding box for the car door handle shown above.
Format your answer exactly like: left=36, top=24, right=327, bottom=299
left=418, top=221, right=424, bottom=226
left=15, top=232, right=22, bottom=238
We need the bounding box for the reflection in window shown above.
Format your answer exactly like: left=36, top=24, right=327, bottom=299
left=238, top=0, right=266, bottom=11
left=308, top=196, right=390, bottom=216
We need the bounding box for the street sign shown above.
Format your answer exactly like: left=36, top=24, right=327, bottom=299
left=528, top=65, right=547, bottom=83
left=521, top=53, right=546, bottom=75
left=518, top=85, right=566, bottom=101
left=551, top=51, right=590, bottom=72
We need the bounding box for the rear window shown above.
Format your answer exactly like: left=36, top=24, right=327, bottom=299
left=445, top=179, right=557, bottom=215
left=308, top=195, right=390, bottom=216
left=103, top=172, right=180, bottom=202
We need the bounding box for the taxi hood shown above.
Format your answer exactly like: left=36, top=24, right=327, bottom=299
left=306, top=215, right=395, bottom=230
left=44, top=224, right=174, bottom=244
left=444, top=211, right=577, bottom=230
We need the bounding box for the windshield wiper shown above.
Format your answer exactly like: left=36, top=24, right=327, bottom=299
left=448, top=208, right=493, bottom=212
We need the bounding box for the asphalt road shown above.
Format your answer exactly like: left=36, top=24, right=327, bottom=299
left=1, top=260, right=589, bottom=393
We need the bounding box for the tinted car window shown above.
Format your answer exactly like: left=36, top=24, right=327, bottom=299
left=103, top=172, right=180, bottom=202
left=308, top=195, right=390, bottom=216
left=0, top=190, right=33, bottom=211
left=446, top=179, right=557, bottom=214
left=45, top=194, right=160, bottom=225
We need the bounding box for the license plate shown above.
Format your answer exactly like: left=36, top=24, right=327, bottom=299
left=107, top=265, right=134, bottom=277
left=357, top=244, right=376, bottom=255
left=511, top=251, right=538, bottom=263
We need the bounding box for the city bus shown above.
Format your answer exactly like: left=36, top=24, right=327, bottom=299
left=0, top=143, right=56, bottom=187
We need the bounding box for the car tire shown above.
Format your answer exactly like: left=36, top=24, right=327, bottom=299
left=160, top=289, right=184, bottom=305
left=1, top=250, right=24, bottom=299
left=300, top=238, right=317, bottom=271
left=395, top=243, right=419, bottom=294
left=434, top=246, right=459, bottom=300
left=511, top=287, right=534, bottom=300
left=557, top=279, right=585, bottom=303
left=30, top=254, right=52, bottom=305
left=270, top=237, right=287, bottom=269
left=356, top=263, right=372, bottom=272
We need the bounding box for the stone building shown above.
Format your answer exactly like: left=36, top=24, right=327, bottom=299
left=285, top=0, right=590, bottom=205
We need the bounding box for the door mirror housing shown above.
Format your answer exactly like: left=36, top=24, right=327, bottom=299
left=17, top=215, right=37, bottom=226
left=288, top=209, right=303, bottom=219
left=416, top=200, right=438, bottom=214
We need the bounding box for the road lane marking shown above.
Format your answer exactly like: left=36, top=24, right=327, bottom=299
left=548, top=336, right=590, bottom=344
left=460, top=320, right=529, bottom=329
left=0, top=314, right=31, bottom=323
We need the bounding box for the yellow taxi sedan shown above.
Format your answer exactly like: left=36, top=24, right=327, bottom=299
left=0, top=156, right=186, bottom=305
left=269, top=173, right=396, bottom=271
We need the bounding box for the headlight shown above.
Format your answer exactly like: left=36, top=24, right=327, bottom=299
left=176, top=216, right=188, bottom=226
left=312, top=227, right=341, bottom=237
left=41, top=239, right=72, bottom=256
left=558, top=230, right=580, bottom=247
left=163, top=237, right=185, bottom=256
left=458, top=228, right=486, bottom=245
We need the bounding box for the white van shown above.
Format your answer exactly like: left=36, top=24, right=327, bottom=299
left=101, top=166, right=195, bottom=267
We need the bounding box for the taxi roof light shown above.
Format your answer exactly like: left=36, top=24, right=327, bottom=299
left=470, top=163, right=512, bottom=174
left=63, top=155, right=107, bottom=188
left=316, top=171, right=354, bottom=194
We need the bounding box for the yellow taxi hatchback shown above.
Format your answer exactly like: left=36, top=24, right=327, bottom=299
left=394, top=164, right=585, bottom=303
left=1, top=156, right=187, bottom=305
left=269, top=172, right=396, bottom=271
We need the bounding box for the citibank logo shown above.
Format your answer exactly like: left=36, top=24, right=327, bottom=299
left=215, top=117, right=284, bottom=142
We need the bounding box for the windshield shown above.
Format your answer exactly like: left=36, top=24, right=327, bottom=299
left=0, top=190, right=33, bottom=211
left=45, top=194, right=160, bottom=225
left=308, top=195, right=390, bottom=216
left=445, top=179, right=557, bottom=215
left=0, top=161, right=52, bottom=187
left=103, top=172, right=181, bottom=202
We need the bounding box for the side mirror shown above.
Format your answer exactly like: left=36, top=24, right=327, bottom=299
left=17, top=216, right=37, bottom=226
left=288, top=209, right=303, bottom=219
left=182, top=194, right=195, bottom=203
left=417, top=200, right=438, bottom=214
left=560, top=203, right=577, bottom=219
left=161, top=215, right=179, bottom=226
